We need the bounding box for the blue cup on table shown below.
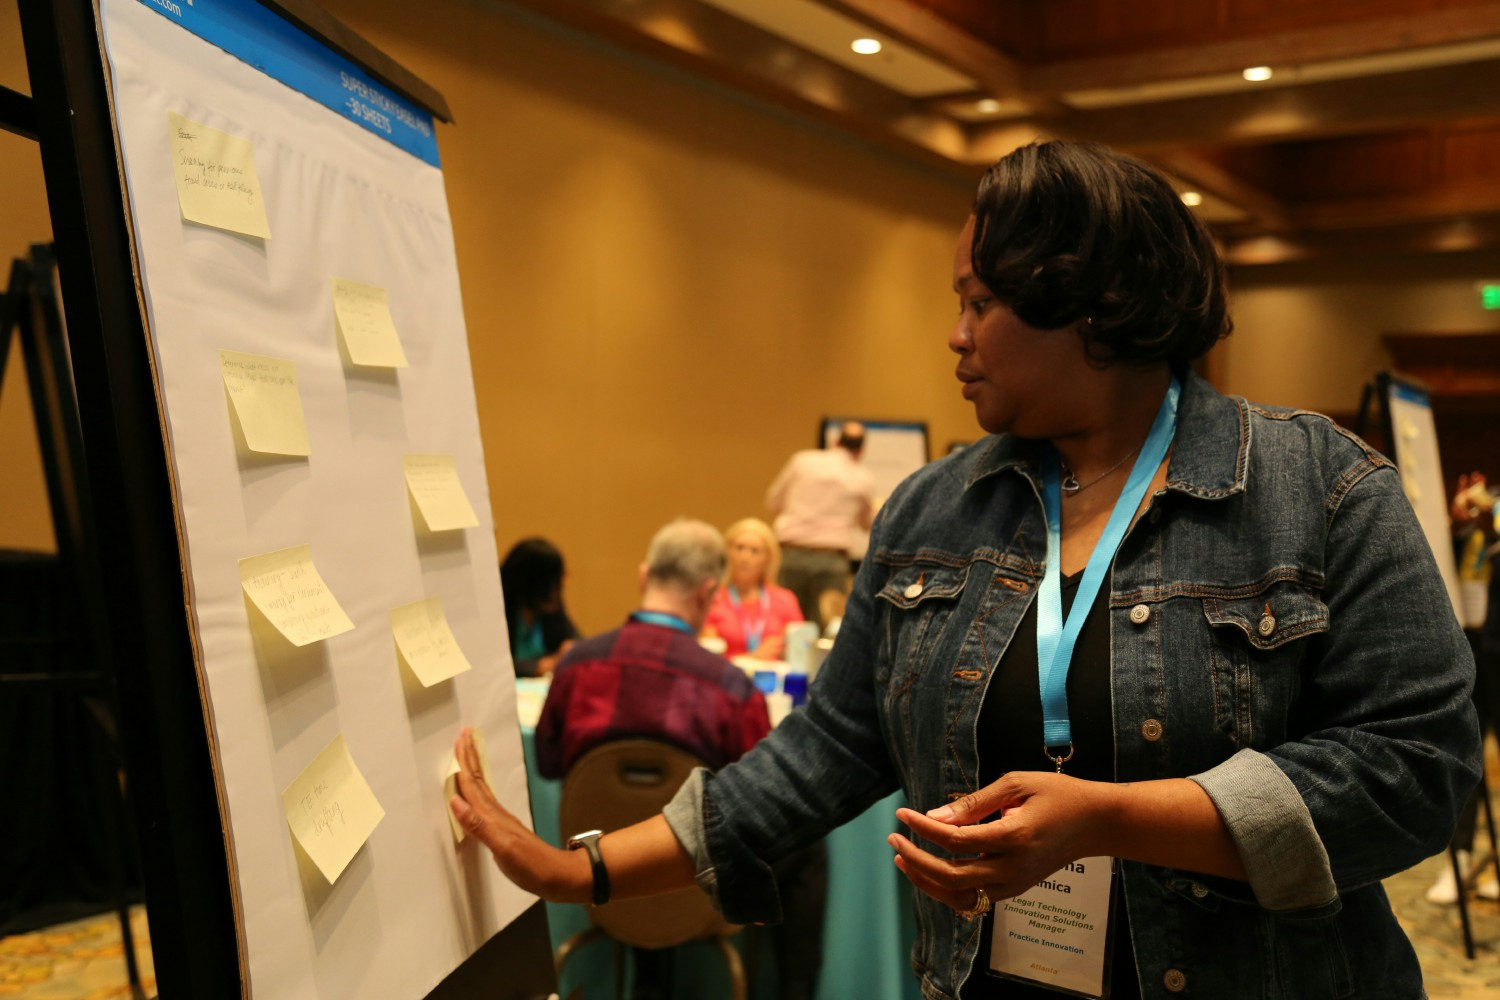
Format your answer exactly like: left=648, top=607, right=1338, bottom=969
left=753, top=669, right=780, bottom=695
left=782, top=672, right=808, bottom=707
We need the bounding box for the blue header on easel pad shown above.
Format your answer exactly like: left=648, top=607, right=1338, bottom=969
left=134, top=0, right=441, bottom=167
left=1389, top=381, right=1429, bottom=407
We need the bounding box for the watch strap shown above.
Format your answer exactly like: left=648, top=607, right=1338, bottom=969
left=568, top=831, right=610, bottom=906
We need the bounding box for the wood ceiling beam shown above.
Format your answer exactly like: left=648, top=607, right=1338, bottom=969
left=1292, top=179, right=1500, bottom=232
left=489, top=0, right=974, bottom=172
left=1023, top=2, right=1500, bottom=95
left=1145, top=149, right=1291, bottom=233
left=809, top=0, right=1067, bottom=116
left=1223, top=214, right=1500, bottom=266
left=1010, top=59, right=1500, bottom=150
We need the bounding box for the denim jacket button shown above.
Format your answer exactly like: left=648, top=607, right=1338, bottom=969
left=1164, top=968, right=1187, bottom=992
left=1141, top=719, right=1163, bottom=741
left=904, top=581, right=924, bottom=599
left=1129, top=603, right=1150, bottom=625
left=1258, top=613, right=1276, bottom=636
left=1189, top=881, right=1208, bottom=898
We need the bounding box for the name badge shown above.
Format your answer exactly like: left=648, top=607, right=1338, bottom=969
left=987, top=857, right=1115, bottom=998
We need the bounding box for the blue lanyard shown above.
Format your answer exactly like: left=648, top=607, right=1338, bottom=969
left=727, top=585, right=769, bottom=652
left=630, top=610, right=697, bottom=636
left=1037, top=377, right=1180, bottom=771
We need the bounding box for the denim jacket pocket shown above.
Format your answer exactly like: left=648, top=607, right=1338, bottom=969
left=1201, top=581, right=1330, bottom=749
left=875, top=563, right=970, bottom=695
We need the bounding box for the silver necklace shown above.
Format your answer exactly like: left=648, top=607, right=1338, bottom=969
left=1060, top=445, right=1140, bottom=494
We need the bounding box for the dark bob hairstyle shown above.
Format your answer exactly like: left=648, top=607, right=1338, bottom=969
left=500, top=537, right=565, bottom=618
left=971, top=140, right=1231, bottom=368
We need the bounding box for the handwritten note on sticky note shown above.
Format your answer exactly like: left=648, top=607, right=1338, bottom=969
left=331, top=278, right=408, bottom=368
left=283, top=733, right=385, bottom=883
left=443, top=727, right=493, bottom=843
left=219, top=350, right=310, bottom=456
left=167, top=111, right=271, bottom=239
left=391, top=596, right=473, bottom=687
left=403, top=454, right=479, bottom=531
left=240, top=545, right=355, bottom=647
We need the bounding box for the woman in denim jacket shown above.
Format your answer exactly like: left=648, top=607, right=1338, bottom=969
left=451, top=141, right=1481, bottom=999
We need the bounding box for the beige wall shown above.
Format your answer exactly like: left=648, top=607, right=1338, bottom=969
left=0, top=0, right=57, bottom=553
left=1225, top=253, right=1500, bottom=414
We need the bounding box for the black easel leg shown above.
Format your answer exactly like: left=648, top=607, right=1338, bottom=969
left=1450, top=847, right=1476, bottom=961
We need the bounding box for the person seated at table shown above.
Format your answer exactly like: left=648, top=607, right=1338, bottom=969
left=702, top=517, right=805, bottom=660
left=501, top=537, right=580, bottom=677
left=535, top=517, right=825, bottom=1000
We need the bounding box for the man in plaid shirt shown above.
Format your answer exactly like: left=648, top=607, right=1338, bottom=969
left=535, top=517, right=769, bottom=778
left=534, top=516, right=824, bottom=1000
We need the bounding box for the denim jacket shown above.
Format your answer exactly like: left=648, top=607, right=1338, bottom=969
left=666, top=373, right=1480, bottom=999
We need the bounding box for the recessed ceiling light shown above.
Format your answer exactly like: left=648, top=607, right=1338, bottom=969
left=1242, top=66, right=1273, bottom=82
left=851, top=38, right=882, bottom=55
left=1180, top=191, right=1204, bottom=207
left=976, top=98, right=1001, bottom=114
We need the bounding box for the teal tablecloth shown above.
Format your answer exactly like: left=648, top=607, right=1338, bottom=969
left=522, top=729, right=922, bottom=1000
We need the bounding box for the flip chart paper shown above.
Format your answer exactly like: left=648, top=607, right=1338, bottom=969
left=219, top=349, right=310, bottom=456
left=282, top=733, right=386, bottom=883
left=332, top=278, right=408, bottom=368
left=167, top=111, right=271, bottom=239
left=403, top=454, right=479, bottom=531
left=240, top=544, right=355, bottom=646
left=443, top=727, right=494, bottom=843
left=391, top=596, right=473, bottom=687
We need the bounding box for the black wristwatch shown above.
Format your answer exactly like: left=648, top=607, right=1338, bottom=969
left=566, top=829, right=610, bottom=906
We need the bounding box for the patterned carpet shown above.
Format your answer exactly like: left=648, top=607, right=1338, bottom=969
left=1, top=851, right=1494, bottom=998
left=0, top=906, right=153, bottom=999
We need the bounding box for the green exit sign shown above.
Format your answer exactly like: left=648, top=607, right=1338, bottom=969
left=1483, top=284, right=1500, bottom=310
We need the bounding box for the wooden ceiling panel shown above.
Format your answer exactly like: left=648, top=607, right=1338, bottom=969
left=1442, top=121, right=1500, bottom=180
left=907, top=0, right=1037, bottom=61
left=1037, top=0, right=1226, bottom=61
left=496, top=0, right=1500, bottom=257
left=1023, top=0, right=1500, bottom=92
left=1272, top=131, right=1435, bottom=202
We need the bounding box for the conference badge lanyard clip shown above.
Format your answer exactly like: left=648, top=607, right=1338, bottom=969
left=727, top=585, right=769, bottom=653
left=987, top=376, right=1180, bottom=998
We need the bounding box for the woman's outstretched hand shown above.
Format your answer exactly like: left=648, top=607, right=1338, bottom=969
left=888, top=771, right=1106, bottom=914
left=449, top=726, right=590, bottom=903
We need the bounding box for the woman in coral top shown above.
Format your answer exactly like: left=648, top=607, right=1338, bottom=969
left=702, top=518, right=804, bottom=660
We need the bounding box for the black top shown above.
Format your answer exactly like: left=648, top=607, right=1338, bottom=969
left=961, top=571, right=1140, bottom=1000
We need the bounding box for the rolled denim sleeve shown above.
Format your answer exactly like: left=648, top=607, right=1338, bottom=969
left=1225, top=462, right=1480, bottom=908
left=1192, top=749, right=1334, bottom=910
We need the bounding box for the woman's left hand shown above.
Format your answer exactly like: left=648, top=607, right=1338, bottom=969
left=889, top=771, right=1109, bottom=914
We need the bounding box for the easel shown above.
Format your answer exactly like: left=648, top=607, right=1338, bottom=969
left=6, top=2, right=556, bottom=995
left=0, top=244, right=147, bottom=998
left=1356, top=371, right=1500, bottom=960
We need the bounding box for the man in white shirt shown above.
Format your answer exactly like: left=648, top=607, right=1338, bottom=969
left=765, top=421, right=876, bottom=627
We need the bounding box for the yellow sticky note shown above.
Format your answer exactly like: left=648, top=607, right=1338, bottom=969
left=403, top=454, right=479, bottom=531
left=391, top=596, right=473, bottom=687
left=240, top=544, right=355, bottom=647
left=283, top=733, right=385, bottom=883
left=443, top=727, right=493, bottom=843
left=219, top=349, right=310, bottom=456
left=167, top=111, right=271, bottom=239
left=331, top=278, right=408, bottom=368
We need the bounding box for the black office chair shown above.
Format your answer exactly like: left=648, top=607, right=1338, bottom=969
left=554, top=739, right=746, bottom=1000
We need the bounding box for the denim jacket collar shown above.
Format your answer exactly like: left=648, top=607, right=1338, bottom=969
left=962, top=369, right=1249, bottom=501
